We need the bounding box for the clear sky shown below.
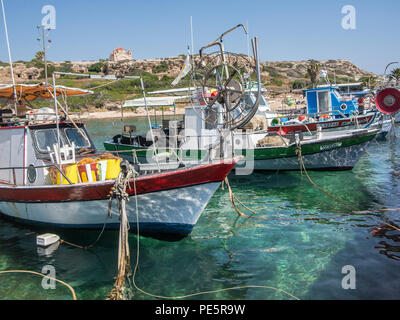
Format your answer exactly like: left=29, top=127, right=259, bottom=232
left=0, top=0, right=399, bottom=74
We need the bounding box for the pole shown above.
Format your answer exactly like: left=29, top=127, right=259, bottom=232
left=42, top=25, right=48, bottom=86
left=246, top=20, right=250, bottom=59
left=53, top=73, right=61, bottom=163
left=140, top=77, right=160, bottom=172
left=1, top=0, right=18, bottom=115
left=190, top=16, right=194, bottom=56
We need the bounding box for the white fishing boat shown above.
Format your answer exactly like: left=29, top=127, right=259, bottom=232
left=0, top=82, right=239, bottom=236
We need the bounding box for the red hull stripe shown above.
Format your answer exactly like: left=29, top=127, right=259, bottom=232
left=268, top=115, right=374, bottom=134
left=0, top=160, right=236, bottom=203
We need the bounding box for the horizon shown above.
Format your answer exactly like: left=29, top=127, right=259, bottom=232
left=0, top=0, right=399, bottom=75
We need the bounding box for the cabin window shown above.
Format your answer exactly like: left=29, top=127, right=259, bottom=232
left=333, top=90, right=342, bottom=100
left=317, top=91, right=330, bottom=113
left=34, top=129, right=65, bottom=153
left=64, top=128, right=90, bottom=148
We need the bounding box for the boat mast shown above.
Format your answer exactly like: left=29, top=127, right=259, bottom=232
left=52, top=72, right=61, bottom=159
left=37, top=25, right=51, bottom=86
left=1, top=0, right=18, bottom=115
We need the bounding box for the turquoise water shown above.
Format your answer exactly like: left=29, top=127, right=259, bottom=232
left=1, top=117, right=400, bottom=300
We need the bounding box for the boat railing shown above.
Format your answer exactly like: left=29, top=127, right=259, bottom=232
left=266, top=108, right=370, bottom=125
left=0, top=163, right=72, bottom=186
left=0, top=112, right=68, bottom=126
left=106, top=144, right=218, bottom=165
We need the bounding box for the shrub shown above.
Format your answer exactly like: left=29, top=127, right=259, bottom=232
left=291, top=80, right=306, bottom=89
left=88, top=62, right=105, bottom=73
left=58, top=61, right=73, bottom=73
left=270, top=77, right=284, bottom=86
left=152, top=61, right=169, bottom=73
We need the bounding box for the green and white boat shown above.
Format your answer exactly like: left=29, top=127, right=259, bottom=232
left=234, top=127, right=378, bottom=171
left=104, top=101, right=379, bottom=171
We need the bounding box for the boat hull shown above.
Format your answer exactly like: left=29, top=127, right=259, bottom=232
left=0, top=182, right=220, bottom=235
left=236, top=130, right=377, bottom=171
left=0, top=160, right=237, bottom=236
left=238, top=141, right=370, bottom=171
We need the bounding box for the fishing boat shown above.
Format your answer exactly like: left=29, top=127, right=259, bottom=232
left=105, top=89, right=380, bottom=171
left=235, top=127, right=379, bottom=171
left=266, top=86, right=378, bottom=135
left=0, top=82, right=239, bottom=236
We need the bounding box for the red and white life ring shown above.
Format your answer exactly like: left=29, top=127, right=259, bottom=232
left=375, top=88, right=400, bottom=114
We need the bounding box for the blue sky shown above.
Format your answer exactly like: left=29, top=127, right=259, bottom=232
left=0, top=0, right=399, bottom=74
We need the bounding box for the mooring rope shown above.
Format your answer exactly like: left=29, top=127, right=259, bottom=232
left=60, top=215, right=110, bottom=250
left=0, top=270, right=76, bottom=300
left=224, top=144, right=400, bottom=235
left=295, top=143, right=400, bottom=232
left=107, top=162, right=136, bottom=300
left=295, top=144, right=355, bottom=210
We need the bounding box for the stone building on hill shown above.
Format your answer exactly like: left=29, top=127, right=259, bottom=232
left=109, top=47, right=133, bottom=62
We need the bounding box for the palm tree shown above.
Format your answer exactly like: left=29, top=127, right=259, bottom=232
left=35, top=51, right=45, bottom=61
left=360, top=75, right=377, bottom=90
left=390, top=68, right=400, bottom=84
left=307, top=60, right=321, bottom=88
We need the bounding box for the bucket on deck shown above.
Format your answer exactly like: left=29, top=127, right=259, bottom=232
left=51, top=164, right=79, bottom=185
left=105, top=159, right=122, bottom=180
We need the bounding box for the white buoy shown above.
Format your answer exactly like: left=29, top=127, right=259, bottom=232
left=36, top=233, right=60, bottom=247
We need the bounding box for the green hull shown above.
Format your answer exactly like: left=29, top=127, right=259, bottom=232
left=104, top=130, right=377, bottom=170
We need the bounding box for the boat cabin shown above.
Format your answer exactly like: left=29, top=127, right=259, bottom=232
left=0, top=122, right=96, bottom=186
left=304, top=86, right=359, bottom=117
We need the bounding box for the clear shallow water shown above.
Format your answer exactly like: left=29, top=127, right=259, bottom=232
left=1, top=118, right=400, bottom=300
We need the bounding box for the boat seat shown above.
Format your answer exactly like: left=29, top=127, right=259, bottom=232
left=48, top=143, right=76, bottom=165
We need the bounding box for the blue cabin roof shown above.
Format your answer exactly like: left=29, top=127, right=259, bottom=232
left=304, top=86, right=340, bottom=93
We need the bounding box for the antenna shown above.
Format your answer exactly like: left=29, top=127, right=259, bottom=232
left=190, top=16, right=194, bottom=56
left=1, top=0, right=17, bottom=115
left=37, top=25, right=52, bottom=86
left=246, top=20, right=250, bottom=59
